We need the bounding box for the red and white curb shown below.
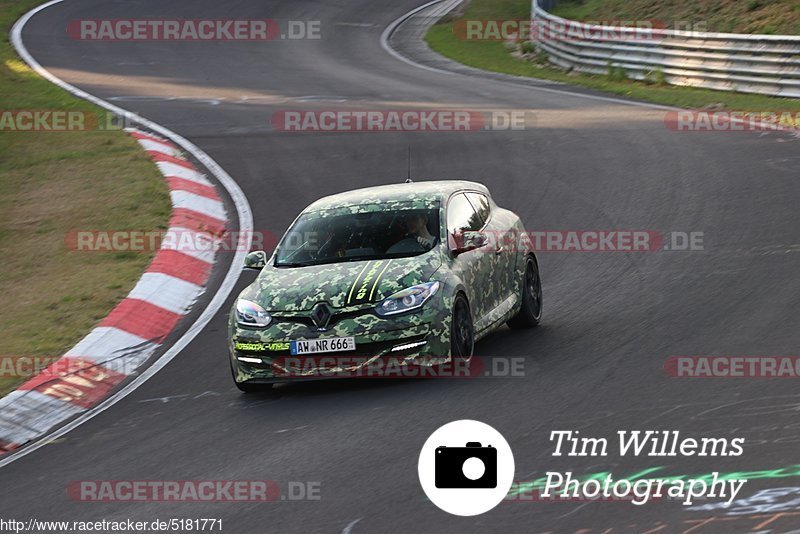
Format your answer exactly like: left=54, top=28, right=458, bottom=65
left=0, top=129, right=228, bottom=455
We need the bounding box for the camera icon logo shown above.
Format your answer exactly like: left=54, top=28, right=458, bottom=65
left=435, top=442, right=497, bottom=488
left=418, top=420, right=514, bottom=516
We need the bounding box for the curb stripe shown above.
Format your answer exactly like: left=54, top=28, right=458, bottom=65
left=0, top=121, right=233, bottom=449
left=170, top=190, right=227, bottom=221
left=0, top=391, right=84, bottom=446
left=160, top=227, right=220, bottom=263
left=166, top=176, right=221, bottom=200
left=18, top=357, right=127, bottom=409
left=149, top=151, right=196, bottom=169
left=65, top=326, right=159, bottom=375
left=129, top=130, right=172, bottom=147
left=4, top=0, right=251, bottom=467
left=138, top=139, right=183, bottom=158
left=126, top=273, right=204, bottom=315
left=64, top=327, right=156, bottom=363
left=156, top=162, right=213, bottom=186
left=99, top=299, right=184, bottom=342
left=0, top=125, right=230, bottom=452
left=148, top=250, right=212, bottom=286
left=169, top=208, right=226, bottom=236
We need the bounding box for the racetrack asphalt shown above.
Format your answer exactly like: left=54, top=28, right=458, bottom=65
left=2, top=0, right=800, bottom=532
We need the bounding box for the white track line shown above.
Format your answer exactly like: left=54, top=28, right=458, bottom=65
left=2, top=0, right=253, bottom=469
left=379, top=0, right=457, bottom=75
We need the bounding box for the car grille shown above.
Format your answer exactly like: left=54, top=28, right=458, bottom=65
left=273, top=308, right=372, bottom=329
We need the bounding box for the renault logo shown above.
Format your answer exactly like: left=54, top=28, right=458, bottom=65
left=310, top=302, right=332, bottom=330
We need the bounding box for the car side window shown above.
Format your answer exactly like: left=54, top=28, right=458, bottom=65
left=465, top=193, right=490, bottom=225
left=447, top=193, right=482, bottom=236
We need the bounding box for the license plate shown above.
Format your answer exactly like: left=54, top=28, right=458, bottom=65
left=290, top=337, right=356, bottom=355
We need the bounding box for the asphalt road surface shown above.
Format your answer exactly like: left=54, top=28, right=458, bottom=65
left=3, top=0, right=800, bottom=532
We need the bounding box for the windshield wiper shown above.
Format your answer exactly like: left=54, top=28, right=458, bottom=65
left=275, top=256, right=377, bottom=267
left=274, top=261, right=314, bottom=268
left=339, top=256, right=380, bottom=263
left=276, top=253, right=424, bottom=268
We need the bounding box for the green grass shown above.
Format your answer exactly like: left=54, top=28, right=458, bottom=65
left=552, top=0, right=800, bottom=35
left=0, top=0, right=171, bottom=397
left=549, top=0, right=606, bottom=21
left=425, top=0, right=800, bottom=112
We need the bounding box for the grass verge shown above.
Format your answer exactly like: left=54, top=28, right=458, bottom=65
left=0, top=0, right=171, bottom=397
left=425, top=0, right=800, bottom=112
left=552, top=0, right=800, bottom=35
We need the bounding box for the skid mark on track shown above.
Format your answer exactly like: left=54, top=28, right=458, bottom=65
left=341, top=518, right=362, bottom=534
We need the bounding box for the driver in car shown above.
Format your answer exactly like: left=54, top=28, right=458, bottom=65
left=387, top=210, right=436, bottom=253
left=406, top=211, right=436, bottom=249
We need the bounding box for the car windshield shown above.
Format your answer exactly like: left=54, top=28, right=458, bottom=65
left=275, top=203, right=440, bottom=267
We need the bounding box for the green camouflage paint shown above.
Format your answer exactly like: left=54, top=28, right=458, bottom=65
left=229, top=181, right=536, bottom=386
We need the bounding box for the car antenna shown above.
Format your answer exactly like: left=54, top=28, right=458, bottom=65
left=405, top=146, right=413, bottom=183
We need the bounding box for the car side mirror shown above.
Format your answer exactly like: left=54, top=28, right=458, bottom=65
left=450, top=231, right=488, bottom=256
left=243, top=250, right=267, bottom=270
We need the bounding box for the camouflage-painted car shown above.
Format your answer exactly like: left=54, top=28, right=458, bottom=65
left=228, top=180, right=542, bottom=391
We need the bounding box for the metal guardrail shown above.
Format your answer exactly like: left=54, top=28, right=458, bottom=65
left=531, top=0, right=800, bottom=98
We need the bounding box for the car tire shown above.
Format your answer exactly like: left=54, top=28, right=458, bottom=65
left=508, top=255, right=542, bottom=329
left=450, top=293, right=475, bottom=358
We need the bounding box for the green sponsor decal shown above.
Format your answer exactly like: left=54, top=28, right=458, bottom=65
left=235, top=341, right=291, bottom=352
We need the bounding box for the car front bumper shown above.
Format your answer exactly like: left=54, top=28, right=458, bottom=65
left=229, top=303, right=451, bottom=384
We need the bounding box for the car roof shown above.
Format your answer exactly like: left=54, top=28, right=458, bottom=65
left=303, top=180, right=490, bottom=212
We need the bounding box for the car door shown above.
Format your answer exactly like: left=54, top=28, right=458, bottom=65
left=465, top=192, right=516, bottom=306
left=446, top=192, right=494, bottom=324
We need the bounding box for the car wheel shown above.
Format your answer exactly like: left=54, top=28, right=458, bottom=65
left=450, top=293, right=474, bottom=358
left=508, top=256, right=542, bottom=329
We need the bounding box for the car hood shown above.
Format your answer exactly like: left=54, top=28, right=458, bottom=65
left=242, top=252, right=443, bottom=312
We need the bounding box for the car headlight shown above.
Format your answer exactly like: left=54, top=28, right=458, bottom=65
left=375, top=281, right=440, bottom=317
left=235, top=299, right=272, bottom=328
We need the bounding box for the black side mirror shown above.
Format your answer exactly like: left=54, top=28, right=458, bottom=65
left=243, top=250, right=267, bottom=270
